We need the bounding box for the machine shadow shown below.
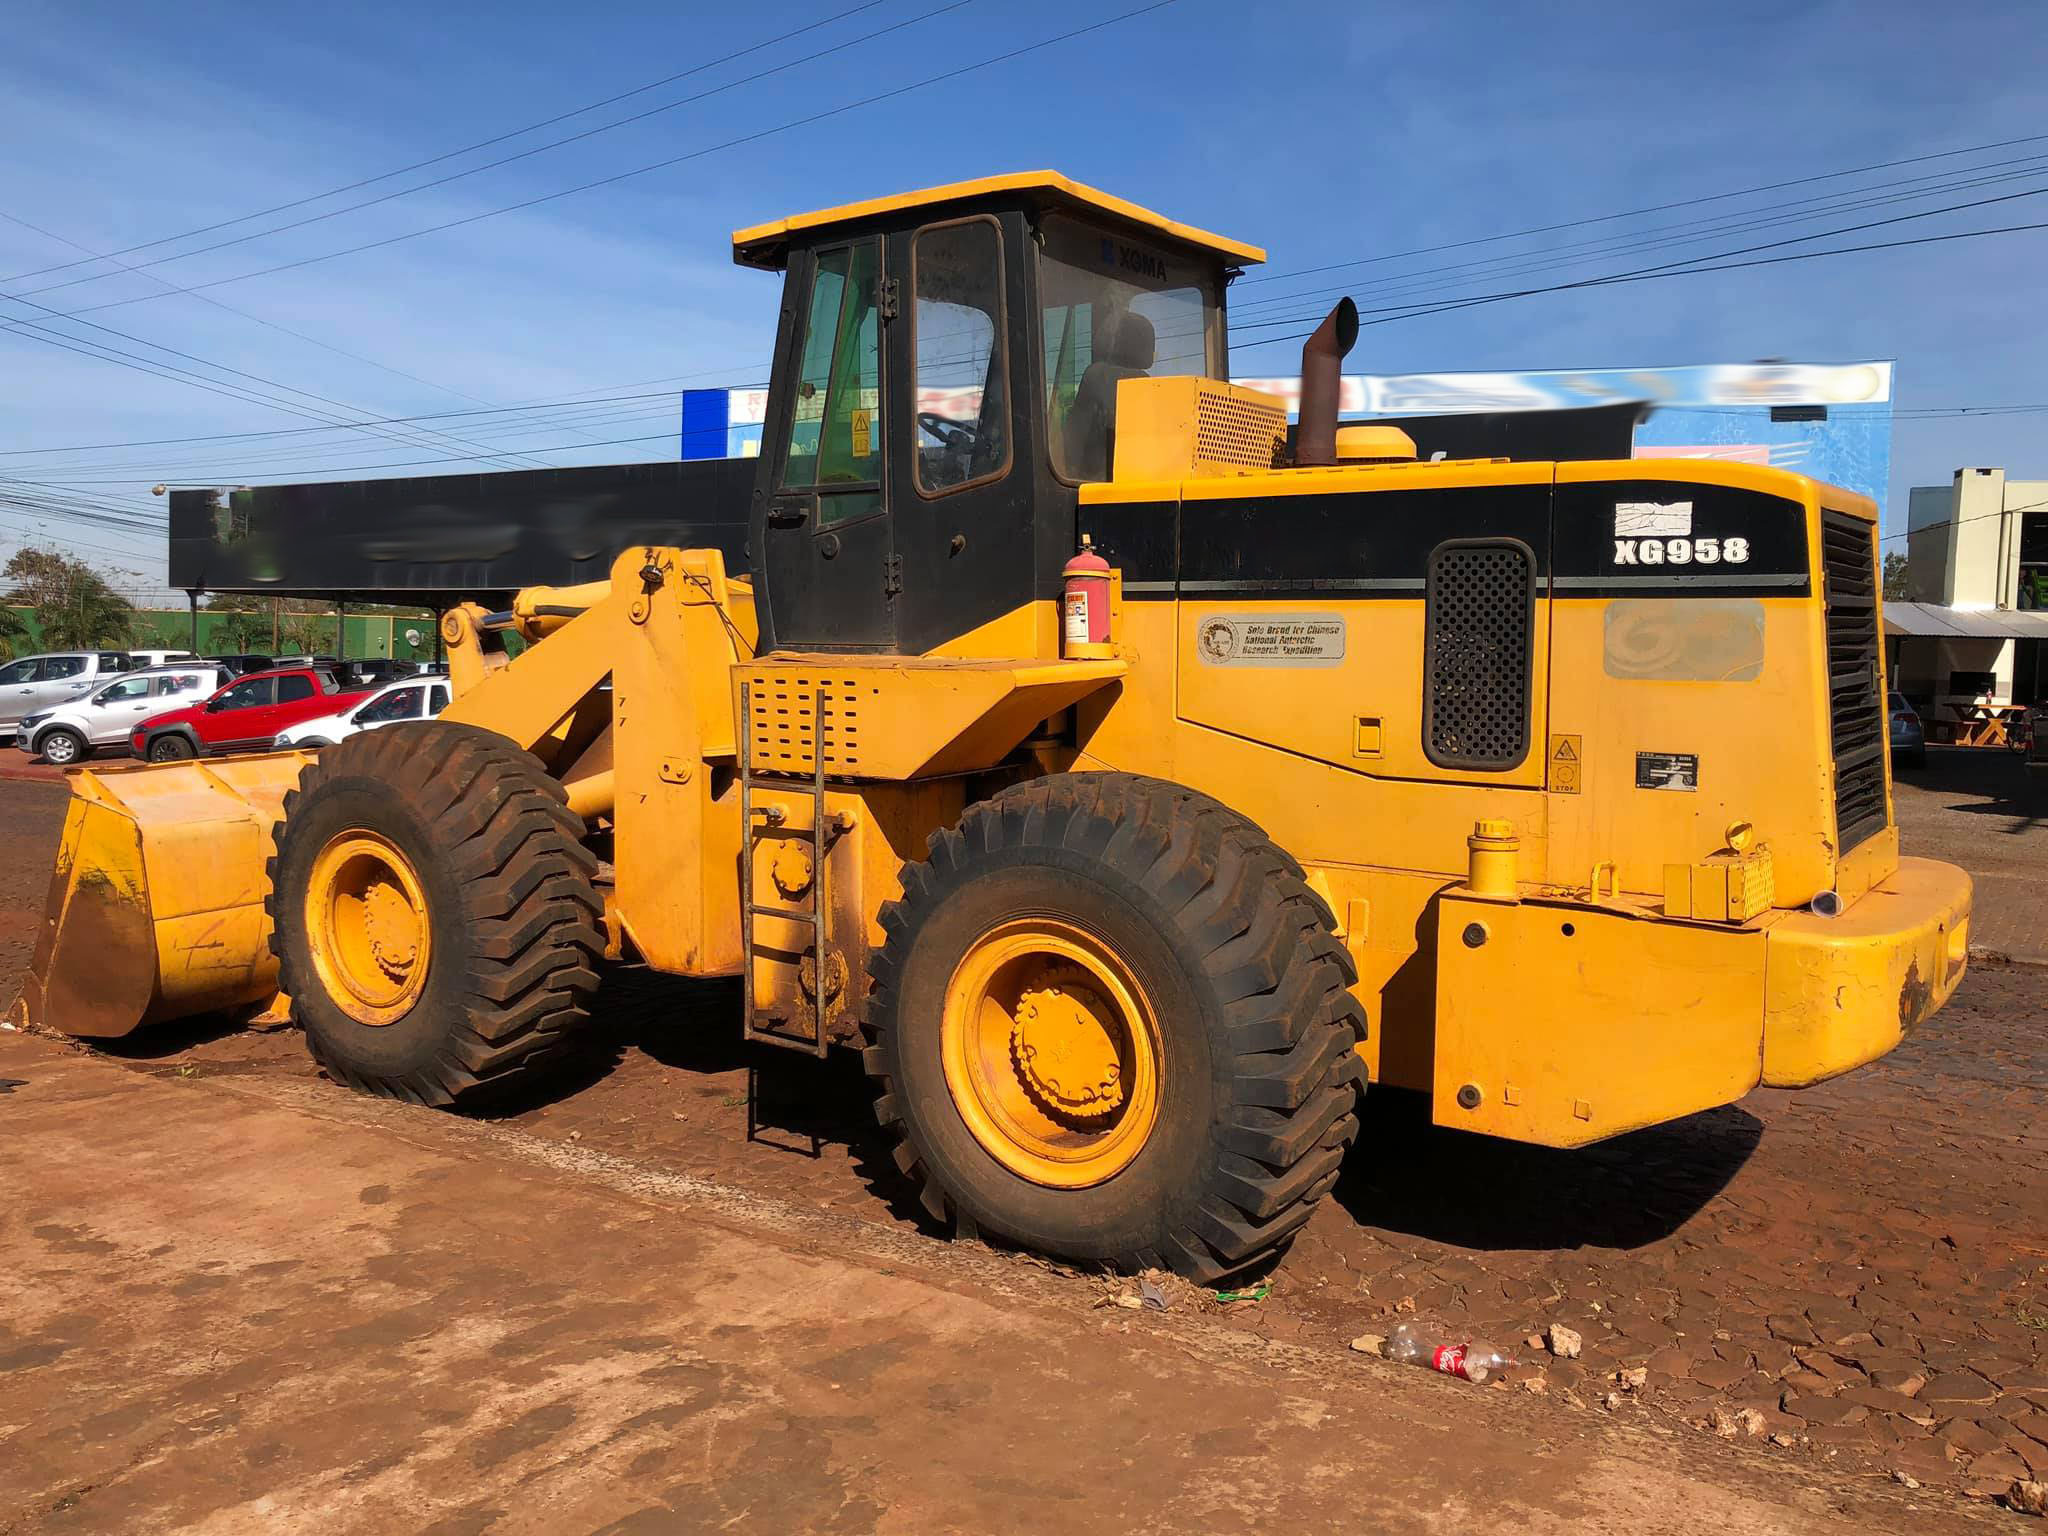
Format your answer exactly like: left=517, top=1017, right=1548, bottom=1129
left=472, top=964, right=940, bottom=1231
left=1332, top=1087, right=1763, bottom=1252
left=85, top=1010, right=271, bottom=1059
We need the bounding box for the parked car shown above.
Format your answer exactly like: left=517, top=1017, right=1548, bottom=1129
left=1888, top=692, right=1925, bottom=770
left=131, top=667, right=372, bottom=761
left=275, top=676, right=452, bottom=748
left=205, top=653, right=275, bottom=677
left=334, top=657, right=424, bottom=689
left=15, top=663, right=233, bottom=764
left=0, top=651, right=133, bottom=740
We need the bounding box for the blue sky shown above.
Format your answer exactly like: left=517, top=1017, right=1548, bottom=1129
left=2, top=0, right=2045, bottom=596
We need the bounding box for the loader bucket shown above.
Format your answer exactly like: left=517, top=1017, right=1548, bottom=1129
left=13, top=754, right=311, bottom=1039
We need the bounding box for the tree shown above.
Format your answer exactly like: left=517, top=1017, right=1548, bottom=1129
left=4, top=548, right=134, bottom=650
left=0, top=605, right=27, bottom=660
left=208, top=610, right=267, bottom=653
left=1883, top=550, right=1909, bottom=600
left=276, top=617, right=332, bottom=657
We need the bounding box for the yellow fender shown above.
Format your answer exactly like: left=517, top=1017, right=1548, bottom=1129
left=13, top=754, right=311, bottom=1039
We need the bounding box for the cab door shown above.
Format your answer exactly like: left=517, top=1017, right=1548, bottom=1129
left=884, top=214, right=1035, bottom=656
left=757, top=239, right=895, bottom=653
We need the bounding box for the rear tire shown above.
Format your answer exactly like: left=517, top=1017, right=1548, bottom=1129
left=267, top=722, right=603, bottom=1106
left=866, top=773, right=1367, bottom=1282
left=38, top=728, right=87, bottom=765
left=146, top=734, right=194, bottom=762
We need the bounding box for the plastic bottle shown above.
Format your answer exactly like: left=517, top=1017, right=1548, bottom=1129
left=1386, top=1322, right=1511, bottom=1384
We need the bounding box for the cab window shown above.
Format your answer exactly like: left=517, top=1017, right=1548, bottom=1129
left=215, top=677, right=275, bottom=711
left=429, top=684, right=450, bottom=714
left=356, top=686, right=423, bottom=724
left=780, top=240, right=883, bottom=527
left=98, top=653, right=128, bottom=672
left=277, top=675, right=316, bottom=704
left=1038, top=214, right=1222, bottom=483
left=97, top=677, right=154, bottom=703
left=0, top=660, right=33, bottom=685
left=39, top=656, right=86, bottom=681
left=912, top=218, right=1009, bottom=495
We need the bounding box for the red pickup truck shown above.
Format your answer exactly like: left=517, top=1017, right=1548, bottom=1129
left=134, top=667, right=373, bottom=761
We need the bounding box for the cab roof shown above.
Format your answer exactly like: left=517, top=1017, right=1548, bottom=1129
left=731, top=171, right=1266, bottom=271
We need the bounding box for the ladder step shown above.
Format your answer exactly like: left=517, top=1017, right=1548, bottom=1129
left=745, top=905, right=821, bottom=924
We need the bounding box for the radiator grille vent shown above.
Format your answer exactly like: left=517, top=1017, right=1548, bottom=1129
left=1423, top=541, right=1536, bottom=770
left=1820, top=510, right=1887, bottom=855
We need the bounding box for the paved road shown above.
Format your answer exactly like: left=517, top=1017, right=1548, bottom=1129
left=0, top=1035, right=2003, bottom=1535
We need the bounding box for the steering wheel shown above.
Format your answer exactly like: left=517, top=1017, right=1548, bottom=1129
left=917, top=411, right=980, bottom=447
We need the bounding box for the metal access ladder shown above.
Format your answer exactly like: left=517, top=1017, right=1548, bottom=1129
left=738, top=679, right=831, bottom=1058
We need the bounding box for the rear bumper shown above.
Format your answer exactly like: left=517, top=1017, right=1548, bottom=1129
left=1428, top=855, right=1971, bottom=1146
left=1759, top=855, right=1971, bottom=1087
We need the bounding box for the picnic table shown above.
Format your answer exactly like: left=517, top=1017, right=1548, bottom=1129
left=1944, top=702, right=2027, bottom=747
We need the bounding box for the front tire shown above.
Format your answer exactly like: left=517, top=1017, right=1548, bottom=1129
left=146, top=734, right=194, bottom=762
left=866, top=774, right=1366, bottom=1282
left=38, top=728, right=87, bottom=765
left=266, top=722, right=603, bottom=1106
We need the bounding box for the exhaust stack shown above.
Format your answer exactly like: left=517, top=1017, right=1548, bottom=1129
left=1295, top=297, right=1359, bottom=468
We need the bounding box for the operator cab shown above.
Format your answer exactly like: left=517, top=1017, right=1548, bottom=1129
left=732, top=172, right=1262, bottom=655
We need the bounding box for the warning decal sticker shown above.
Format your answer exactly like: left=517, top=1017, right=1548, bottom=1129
left=1548, top=734, right=1582, bottom=794
left=1195, top=614, right=1345, bottom=667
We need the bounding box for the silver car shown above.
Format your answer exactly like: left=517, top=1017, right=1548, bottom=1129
left=0, top=651, right=132, bottom=740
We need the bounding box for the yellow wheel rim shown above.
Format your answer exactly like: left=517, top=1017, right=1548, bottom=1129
left=940, top=918, right=1162, bottom=1189
left=305, top=831, right=432, bottom=1026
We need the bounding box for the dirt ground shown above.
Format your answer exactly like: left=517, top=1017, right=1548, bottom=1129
left=3, top=1031, right=2000, bottom=1536
left=2, top=754, right=2044, bottom=1526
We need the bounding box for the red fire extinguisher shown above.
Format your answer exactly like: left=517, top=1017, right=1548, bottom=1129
left=1062, top=535, right=1110, bottom=654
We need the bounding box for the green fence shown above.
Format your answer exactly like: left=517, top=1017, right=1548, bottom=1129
left=3, top=607, right=441, bottom=661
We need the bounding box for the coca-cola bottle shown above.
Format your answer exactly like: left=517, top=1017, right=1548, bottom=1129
left=1386, top=1322, right=1511, bottom=1383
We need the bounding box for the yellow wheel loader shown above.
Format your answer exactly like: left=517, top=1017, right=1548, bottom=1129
left=19, top=173, right=1973, bottom=1280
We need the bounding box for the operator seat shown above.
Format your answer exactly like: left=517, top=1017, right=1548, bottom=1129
left=1061, top=309, right=1155, bottom=482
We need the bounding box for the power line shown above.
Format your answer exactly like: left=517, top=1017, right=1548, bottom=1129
left=1226, top=192, right=2048, bottom=354
left=0, top=0, right=895, bottom=286
left=1227, top=154, right=2048, bottom=325
left=0, top=306, right=554, bottom=471
left=1233, top=130, right=2048, bottom=288
left=0, top=208, right=551, bottom=429
left=31, top=0, right=1184, bottom=320
left=6, top=0, right=977, bottom=303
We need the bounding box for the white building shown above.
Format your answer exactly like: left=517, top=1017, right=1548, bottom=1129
left=1890, top=467, right=2048, bottom=724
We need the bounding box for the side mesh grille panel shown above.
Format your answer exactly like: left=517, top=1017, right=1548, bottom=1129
left=1193, top=387, right=1286, bottom=469
left=1423, top=541, right=1535, bottom=770
left=1820, top=510, right=1887, bottom=854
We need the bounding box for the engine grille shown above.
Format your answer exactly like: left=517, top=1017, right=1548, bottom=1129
left=1820, top=510, right=1887, bottom=855
left=1423, top=540, right=1536, bottom=770
left=1193, top=385, right=1287, bottom=471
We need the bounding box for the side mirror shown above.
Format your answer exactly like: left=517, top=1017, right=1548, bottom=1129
left=204, top=697, right=224, bottom=713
